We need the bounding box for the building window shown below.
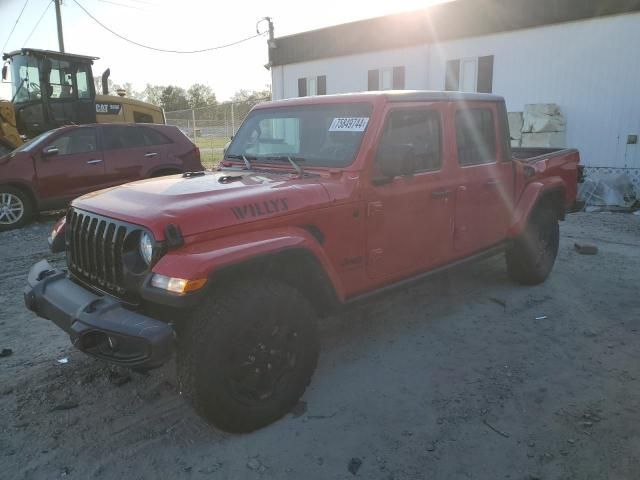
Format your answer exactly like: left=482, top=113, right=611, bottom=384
left=298, top=75, right=327, bottom=97
left=368, top=66, right=405, bottom=91
left=445, top=55, right=494, bottom=93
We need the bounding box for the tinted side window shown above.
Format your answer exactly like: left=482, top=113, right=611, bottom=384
left=455, top=108, right=496, bottom=165
left=104, top=126, right=146, bottom=150
left=378, top=109, right=442, bottom=172
left=141, top=128, right=171, bottom=146
left=48, top=128, right=97, bottom=155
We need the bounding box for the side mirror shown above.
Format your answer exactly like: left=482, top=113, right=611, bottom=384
left=42, top=146, right=59, bottom=157
left=375, top=144, right=417, bottom=178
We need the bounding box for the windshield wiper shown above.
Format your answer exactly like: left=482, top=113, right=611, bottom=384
left=225, top=153, right=255, bottom=170
left=264, top=155, right=306, bottom=178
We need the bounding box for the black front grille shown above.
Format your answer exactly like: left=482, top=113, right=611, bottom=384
left=66, top=208, right=136, bottom=297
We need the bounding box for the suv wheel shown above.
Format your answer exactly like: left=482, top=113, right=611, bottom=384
left=506, top=206, right=559, bottom=285
left=177, top=279, right=319, bottom=432
left=0, top=186, right=32, bottom=231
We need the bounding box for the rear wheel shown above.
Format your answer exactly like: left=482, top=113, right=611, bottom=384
left=0, top=186, right=32, bottom=231
left=506, top=206, right=559, bottom=285
left=177, top=279, right=319, bottom=432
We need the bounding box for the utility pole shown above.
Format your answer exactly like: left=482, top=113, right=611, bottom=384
left=54, top=0, right=65, bottom=53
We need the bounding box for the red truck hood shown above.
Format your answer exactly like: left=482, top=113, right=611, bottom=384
left=72, top=170, right=334, bottom=238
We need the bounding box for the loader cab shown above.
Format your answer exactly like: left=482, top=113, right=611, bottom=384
left=2, top=49, right=97, bottom=138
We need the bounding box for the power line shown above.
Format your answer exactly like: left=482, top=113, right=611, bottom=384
left=2, top=0, right=31, bottom=53
left=23, top=0, right=53, bottom=47
left=96, top=0, right=147, bottom=11
left=71, top=0, right=267, bottom=54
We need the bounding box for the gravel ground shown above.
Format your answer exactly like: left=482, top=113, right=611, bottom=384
left=1, top=212, right=639, bottom=480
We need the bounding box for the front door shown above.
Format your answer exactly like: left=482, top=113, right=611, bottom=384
left=34, top=126, right=105, bottom=202
left=365, top=104, right=455, bottom=282
left=451, top=103, right=514, bottom=256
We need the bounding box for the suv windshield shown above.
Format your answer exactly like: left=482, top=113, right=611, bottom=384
left=226, top=103, right=373, bottom=167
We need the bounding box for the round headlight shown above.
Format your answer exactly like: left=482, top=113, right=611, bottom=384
left=139, top=232, right=154, bottom=265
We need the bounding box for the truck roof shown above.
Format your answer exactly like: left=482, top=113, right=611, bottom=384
left=257, top=90, right=505, bottom=109
left=2, top=48, right=99, bottom=63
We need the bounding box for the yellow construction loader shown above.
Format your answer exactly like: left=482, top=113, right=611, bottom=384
left=1, top=48, right=164, bottom=149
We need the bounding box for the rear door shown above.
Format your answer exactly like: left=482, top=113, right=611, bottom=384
left=365, top=103, right=456, bottom=282
left=101, top=125, right=169, bottom=186
left=34, top=126, right=105, bottom=201
left=451, top=102, right=514, bottom=256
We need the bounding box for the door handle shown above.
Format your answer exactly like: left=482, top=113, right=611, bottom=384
left=145, top=152, right=158, bottom=158
left=485, top=179, right=500, bottom=187
left=431, top=189, right=451, bottom=199
left=86, top=159, right=103, bottom=164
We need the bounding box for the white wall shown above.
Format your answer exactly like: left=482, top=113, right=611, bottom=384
left=272, top=13, right=640, bottom=169
left=272, top=45, right=429, bottom=99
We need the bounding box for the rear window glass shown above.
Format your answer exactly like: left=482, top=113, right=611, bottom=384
left=455, top=108, right=497, bottom=165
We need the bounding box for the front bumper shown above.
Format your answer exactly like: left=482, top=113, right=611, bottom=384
left=24, top=260, right=174, bottom=369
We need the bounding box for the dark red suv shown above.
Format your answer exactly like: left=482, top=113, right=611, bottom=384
left=0, top=123, right=203, bottom=230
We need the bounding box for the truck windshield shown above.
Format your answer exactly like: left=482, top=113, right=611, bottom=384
left=226, top=103, right=373, bottom=167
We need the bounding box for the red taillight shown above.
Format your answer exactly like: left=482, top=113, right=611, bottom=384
left=194, top=147, right=201, bottom=163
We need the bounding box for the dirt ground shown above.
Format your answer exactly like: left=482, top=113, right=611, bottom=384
left=1, top=212, right=639, bottom=480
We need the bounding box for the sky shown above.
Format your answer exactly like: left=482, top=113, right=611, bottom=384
left=1, top=0, right=447, bottom=101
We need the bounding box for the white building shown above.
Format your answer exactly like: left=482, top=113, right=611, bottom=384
left=268, top=0, right=640, bottom=190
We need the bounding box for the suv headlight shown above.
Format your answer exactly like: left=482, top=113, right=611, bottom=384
left=139, top=232, right=154, bottom=265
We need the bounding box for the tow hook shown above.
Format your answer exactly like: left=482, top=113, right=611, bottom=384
left=37, top=269, right=56, bottom=281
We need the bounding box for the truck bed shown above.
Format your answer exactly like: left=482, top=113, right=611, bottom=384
left=512, top=147, right=581, bottom=211
left=511, top=147, right=578, bottom=162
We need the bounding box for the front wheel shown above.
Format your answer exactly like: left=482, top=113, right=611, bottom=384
left=177, top=280, right=319, bottom=432
left=0, top=186, right=32, bottom=231
left=506, top=207, right=559, bottom=285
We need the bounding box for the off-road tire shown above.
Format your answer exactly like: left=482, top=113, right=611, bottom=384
left=177, top=279, right=319, bottom=433
left=0, top=186, right=32, bottom=232
left=506, top=206, right=559, bottom=285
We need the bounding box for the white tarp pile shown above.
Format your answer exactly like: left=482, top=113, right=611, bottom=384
left=509, top=104, right=566, bottom=148
left=579, top=174, right=639, bottom=210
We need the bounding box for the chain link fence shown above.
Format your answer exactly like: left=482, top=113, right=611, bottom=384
left=164, top=97, right=269, bottom=169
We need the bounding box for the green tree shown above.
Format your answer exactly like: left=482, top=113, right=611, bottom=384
left=160, top=85, right=189, bottom=112
left=187, top=83, right=216, bottom=109
left=231, top=88, right=271, bottom=103
left=141, top=84, right=165, bottom=106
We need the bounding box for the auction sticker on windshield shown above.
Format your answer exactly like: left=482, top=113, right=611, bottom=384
left=329, top=117, right=369, bottom=132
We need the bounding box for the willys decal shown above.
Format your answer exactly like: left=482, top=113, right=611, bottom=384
left=231, top=198, right=289, bottom=220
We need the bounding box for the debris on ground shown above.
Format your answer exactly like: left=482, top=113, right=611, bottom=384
left=535, top=315, right=548, bottom=320
left=348, top=458, right=362, bottom=475
left=49, top=402, right=79, bottom=412
left=483, top=419, right=510, bottom=438
left=574, top=243, right=599, bottom=255
left=108, top=369, right=132, bottom=387
left=246, top=457, right=265, bottom=472
left=489, top=297, right=507, bottom=310
left=56, top=357, right=69, bottom=364
left=0, top=348, right=13, bottom=358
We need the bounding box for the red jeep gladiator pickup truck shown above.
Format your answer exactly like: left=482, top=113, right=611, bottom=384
left=0, top=123, right=202, bottom=231
left=25, top=91, right=580, bottom=432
